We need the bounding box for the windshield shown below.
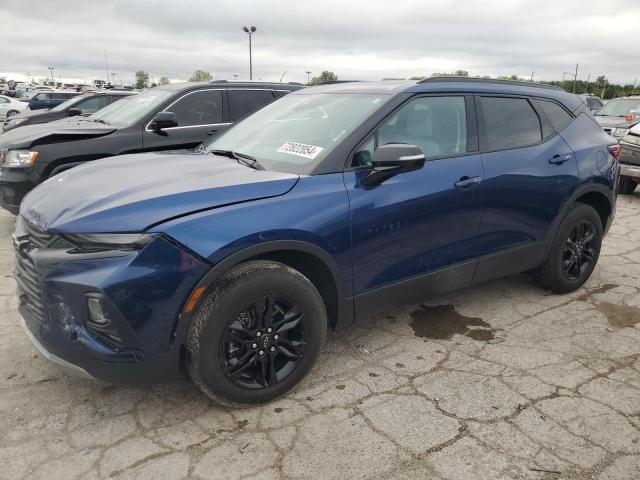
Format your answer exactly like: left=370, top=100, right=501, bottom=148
left=51, top=95, right=83, bottom=112
left=204, top=93, right=387, bottom=174
left=88, top=89, right=173, bottom=127
left=595, top=98, right=640, bottom=117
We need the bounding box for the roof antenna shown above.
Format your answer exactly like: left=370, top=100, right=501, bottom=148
left=279, top=70, right=287, bottom=82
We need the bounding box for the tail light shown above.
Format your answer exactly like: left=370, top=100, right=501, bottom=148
left=608, top=144, right=622, bottom=161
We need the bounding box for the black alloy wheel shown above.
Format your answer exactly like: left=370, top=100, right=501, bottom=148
left=186, top=260, right=327, bottom=407
left=561, top=220, right=597, bottom=281
left=221, top=295, right=307, bottom=389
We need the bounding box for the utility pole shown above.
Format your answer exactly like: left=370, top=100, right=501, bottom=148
left=601, top=78, right=607, bottom=99
left=530, top=71, right=534, bottom=81
left=242, top=26, right=257, bottom=80
left=104, top=49, right=110, bottom=85
left=573, top=63, right=578, bottom=93
left=584, top=74, right=590, bottom=93
left=633, top=77, right=637, bottom=95
left=306, top=71, right=312, bottom=84
left=110, top=72, right=116, bottom=86
left=48, top=66, right=55, bottom=84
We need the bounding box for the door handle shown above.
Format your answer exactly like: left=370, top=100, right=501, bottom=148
left=207, top=129, right=218, bottom=135
left=455, top=176, right=481, bottom=189
left=549, top=153, right=572, bottom=165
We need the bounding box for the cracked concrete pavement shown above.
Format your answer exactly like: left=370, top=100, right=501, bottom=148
left=1, top=195, right=640, bottom=480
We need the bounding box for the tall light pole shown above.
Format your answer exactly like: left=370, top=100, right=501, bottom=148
left=242, top=26, right=257, bottom=80
left=233, top=74, right=238, bottom=80
left=48, top=66, right=55, bottom=84
left=306, top=71, right=312, bottom=84
left=110, top=72, right=116, bottom=85
left=572, top=63, right=579, bottom=93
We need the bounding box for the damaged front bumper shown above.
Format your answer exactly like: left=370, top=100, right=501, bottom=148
left=15, top=222, right=210, bottom=384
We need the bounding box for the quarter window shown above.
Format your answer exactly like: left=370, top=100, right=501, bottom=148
left=228, top=90, right=275, bottom=122
left=377, top=96, right=467, bottom=158
left=479, top=97, right=542, bottom=150
left=538, top=100, right=573, bottom=132
left=169, top=90, right=223, bottom=126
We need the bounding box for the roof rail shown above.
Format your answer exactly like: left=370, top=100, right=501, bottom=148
left=209, top=80, right=228, bottom=83
left=418, top=76, right=563, bottom=91
left=318, top=80, right=361, bottom=85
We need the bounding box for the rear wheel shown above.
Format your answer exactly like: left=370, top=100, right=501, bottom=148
left=534, top=203, right=603, bottom=293
left=617, top=176, right=637, bottom=195
left=5, top=110, right=19, bottom=118
left=186, top=260, right=327, bottom=407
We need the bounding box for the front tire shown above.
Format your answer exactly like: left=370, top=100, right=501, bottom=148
left=534, top=203, right=603, bottom=293
left=617, top=176, right=637, bottom=195
left=186, top=260, right=327, bottom=407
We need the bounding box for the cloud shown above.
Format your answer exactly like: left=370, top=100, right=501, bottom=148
left=1, top=0, right=638, bottom=85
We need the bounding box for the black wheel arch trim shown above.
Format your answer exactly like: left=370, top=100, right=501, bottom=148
left=544, top=182, right=614, bottom=257
left=173, top=240, right=353, bottom=350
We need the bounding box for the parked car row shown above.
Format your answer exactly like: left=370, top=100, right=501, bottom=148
left=0, top=81, right=303, bottom=213
left=8, top=77, right=619, bottom=406
left=3, top=90, right=134, bottom=133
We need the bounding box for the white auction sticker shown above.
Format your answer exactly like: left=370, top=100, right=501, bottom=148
left=277, top=142, right=324, bottom=159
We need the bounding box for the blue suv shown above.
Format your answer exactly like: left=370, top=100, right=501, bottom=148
left=14, top=78, right=619, bottom=406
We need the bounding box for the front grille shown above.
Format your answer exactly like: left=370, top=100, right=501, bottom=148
left=14, top=217, right=52, bottom=326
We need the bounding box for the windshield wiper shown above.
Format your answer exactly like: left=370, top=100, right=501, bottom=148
left=208, top=149, right=265, bottom=170
left=93, top=118, right=110, bottom=125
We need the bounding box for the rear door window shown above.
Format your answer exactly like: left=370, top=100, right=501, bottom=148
left=169, top=89, right=223, bottom=126
left=228, top=89, right=275, bottom=121
left=75, top=95, right=110, bottom=114
left=479, top=97, right=542, bottom=151
left=537, top=100, right=573, bottom=132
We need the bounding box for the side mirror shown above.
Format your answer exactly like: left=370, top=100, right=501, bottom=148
left=361, top=143, right=426, bottom=187
left=149, top=111, right=178, bottom=131
left=68, top=107, right=82, bottom=117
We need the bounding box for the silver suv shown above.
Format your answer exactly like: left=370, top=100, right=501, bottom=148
left=593, top=95, right=640, bottom=138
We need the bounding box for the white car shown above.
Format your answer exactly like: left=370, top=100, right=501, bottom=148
left=0, top=95, right=29, bottom=121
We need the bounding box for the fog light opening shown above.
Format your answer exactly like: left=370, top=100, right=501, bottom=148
left=87, top=297, right=111, bottom=326
left=85, top=296, right=123, bottom=349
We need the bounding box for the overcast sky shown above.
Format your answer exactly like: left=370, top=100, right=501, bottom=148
left=1, top=0, right=638, bottom=86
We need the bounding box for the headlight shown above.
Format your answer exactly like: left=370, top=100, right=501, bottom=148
left=612, top=128, right=630, bottom=138
left=2, top=149, right=39, bottom=168
left=623, top=134, right=640, bottom=145
left=6, top=117, right=27, bottom=127
left=61, top=233, right=156, bottom=252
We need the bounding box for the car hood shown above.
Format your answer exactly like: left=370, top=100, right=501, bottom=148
left=594, top=115, right=628, bottom=129
left=20, top=151, right=299, bottom=233
left=0, top=118, right=115, bottom=149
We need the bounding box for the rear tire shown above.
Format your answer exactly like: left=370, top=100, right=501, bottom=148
left=5, top=110, right=19, bottom=118
left=534, top=203, right=603, bottom=293
left=186, top=260, right=327, bottom=407
left=617, top=176, right=637, bottom=195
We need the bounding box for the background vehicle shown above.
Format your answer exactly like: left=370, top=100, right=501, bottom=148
left=0, top=95, right=30, bottom=121
left=578, top=93, right=604, bottom=112
left=13, top=78, right=618, bottom=406
left=19, top=91, right=80, bottom=111
left=593, top=95, right=640, bottom=137
left=3, top=90, right=134, bottom=133
left=0, top=81, right=303, bottom=213
left=617, top=123, right=640, bottom=194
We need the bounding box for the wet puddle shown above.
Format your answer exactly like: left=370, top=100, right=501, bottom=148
left=595, top=302, right=640, bottom=329
left=409, top=304, right=497, bottom=341
left=575, top=283, right=618, bottom=302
